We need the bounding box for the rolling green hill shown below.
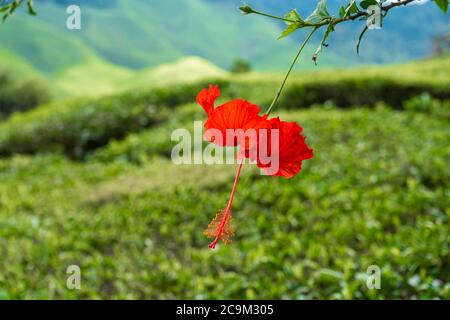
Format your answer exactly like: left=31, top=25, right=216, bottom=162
left=55, top=56, right=228, bottom=97
left=1, top=0, right=448, bottom=76
left=1, top=55, right=448, bottom=157
left=0, top=0, right=447, bottom=100
left=0, top=0, right=301, bottom=74
left=124, top=56, right=228, bottom=90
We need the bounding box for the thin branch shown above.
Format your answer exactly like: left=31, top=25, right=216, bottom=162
left=245, top=0, right=420, bottom=115
left=356, top=25, right=369, bottom=55
left=382, top=0, right=416, bottom=12
left=266, top=27, right=318, bottom=116
left=247, top=9, right=298, bottom=24
left=248, top=0, right=417, bottom=30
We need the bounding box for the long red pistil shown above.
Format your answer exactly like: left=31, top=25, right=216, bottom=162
left=208, top=159, right=244, bottom=249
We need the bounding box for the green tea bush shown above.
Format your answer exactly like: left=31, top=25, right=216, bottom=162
left=0, top=80, right=228, bottom=158
left=232, top=56, right=450, bottom=109
left=90, top=103, right=204, bottom=163
left=0, top=68, right=50, bottom=115
left=404, top=94, right=450, bottom=120
left=1, top=58, right=449, bottom=159
left=0, top=106, right=448, bottom=299
left=0, top=96, right=165, bottom=158
left=277, top=77, right=450, bottom=109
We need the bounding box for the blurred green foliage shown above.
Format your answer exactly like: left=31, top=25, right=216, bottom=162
left=0, top=105, right=448, bottom=299
left=0, top=67, right=50, bottom=115
left=0, top=81, right=227, bottom=158
left=231, top=56, right=450, bottom=109
left=1, top=57, right=450, bottom=159
left=0, top=57, right=448, bottom=299
left=89, top=103, right=202, bottom=163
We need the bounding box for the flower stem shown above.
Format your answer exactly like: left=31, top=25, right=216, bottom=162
left=266, top=27, right=318, bottom=116
left=209, top=159, right=244, bottom=249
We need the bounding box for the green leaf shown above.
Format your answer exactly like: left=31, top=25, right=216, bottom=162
left=346, top=0, right=359, bottom=15
left=339, top=0, right=359, bottom=20
left=305, top=0, right=331, bottom=24
left=360, top=0, right=379, bottom=9
left=278, top=23, right=301, bottom=40
left=434, top=0, right=449, bottom=13
left=27, top=0, right=37, bottom=16
left=339, top=5, right=346, bottom=18
left=284, top=8, right=303, bottom=24
left=9, top=1, right=18, bottom=14
left=278, top=9, right=304, bottom=40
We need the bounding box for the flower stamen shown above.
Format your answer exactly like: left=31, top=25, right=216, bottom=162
left=205, top=159, right=244, bottom=249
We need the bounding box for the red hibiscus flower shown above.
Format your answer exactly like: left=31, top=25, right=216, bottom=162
left=197, top=85, right=314, bottom=249
left=197, top=85, right=270, bottom=249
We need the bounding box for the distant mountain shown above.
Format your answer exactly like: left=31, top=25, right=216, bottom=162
left=0, top=0, right=448, bottom=75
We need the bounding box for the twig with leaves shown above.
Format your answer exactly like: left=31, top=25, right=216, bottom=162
left=0, top=0, right=35, bottom=21
left=241, top=0, right=448, bottom=64
left=240, top=0, right=448, bottom=115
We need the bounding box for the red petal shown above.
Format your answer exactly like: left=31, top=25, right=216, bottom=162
left=196, top=85, right=220, bottom=116
left=204, top=99, right=270, bottom=147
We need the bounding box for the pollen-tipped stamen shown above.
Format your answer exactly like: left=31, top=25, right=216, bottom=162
left=205, top=159, right=244, bottom=249
left=204, top=209, right=234, bottom=249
